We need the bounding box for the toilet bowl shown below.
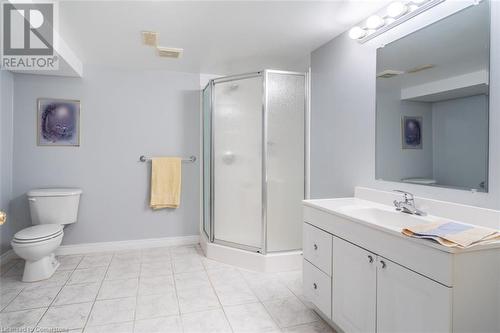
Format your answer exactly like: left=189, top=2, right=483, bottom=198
left=11, top=225, right=64, bottom=282
left=11, top=188, right=81, bottom=282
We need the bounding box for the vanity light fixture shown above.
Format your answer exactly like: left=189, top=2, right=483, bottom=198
left=348, top=0, right=446, bottom=43
left=387, top=2, right=408, bottom=18
left=348, top=26, right=367, bottom=39
left=366, top=15, right=385, bottom=29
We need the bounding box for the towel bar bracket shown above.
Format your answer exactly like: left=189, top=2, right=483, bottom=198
left=139, top=155, right=196, bottom=163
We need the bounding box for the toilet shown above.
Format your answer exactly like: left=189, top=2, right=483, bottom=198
left=11, top=188, right=82, bottom=282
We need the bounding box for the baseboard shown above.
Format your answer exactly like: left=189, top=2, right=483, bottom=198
left=201, top=236, right=302, bottom=272
left=56, top=235, right=200, bottom=256
left=0, top=249, right=19, bottom=272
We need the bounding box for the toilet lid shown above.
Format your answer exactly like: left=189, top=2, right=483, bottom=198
left=13, top=225, right=63, bottom=241
left=27, top=188, right=82, bottom=197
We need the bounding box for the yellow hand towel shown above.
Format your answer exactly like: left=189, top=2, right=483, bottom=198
left=150, top=157, right=182, bottom=209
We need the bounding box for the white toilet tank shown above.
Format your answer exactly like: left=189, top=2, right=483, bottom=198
left=27, top=188, right=82, bottom=225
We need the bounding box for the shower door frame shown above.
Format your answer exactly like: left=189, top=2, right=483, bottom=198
left=203, top=70, right=310, bottom=255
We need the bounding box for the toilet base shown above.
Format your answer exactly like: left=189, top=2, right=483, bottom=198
left=22, top=253, right=60, bottom=282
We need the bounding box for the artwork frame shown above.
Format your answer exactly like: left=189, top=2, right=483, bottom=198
left=401, top=116, right=422, bottom=149
left=37, top=98, right=80, bottom=146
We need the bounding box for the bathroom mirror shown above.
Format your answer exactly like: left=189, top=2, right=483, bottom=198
left=375, top=1, right=490, bottom=192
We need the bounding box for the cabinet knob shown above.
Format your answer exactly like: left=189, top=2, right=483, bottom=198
left=368, top=255, right=373, bottom=263
left=313, top=244, right=318, bottom=250
left=313, top=283, right=318, bottom=290
left=380, top=260, right=387, bottom=269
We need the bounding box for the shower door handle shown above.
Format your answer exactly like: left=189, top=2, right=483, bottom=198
left=222, top=151, right=235, bottom=164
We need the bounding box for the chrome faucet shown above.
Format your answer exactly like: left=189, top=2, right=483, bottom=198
left=393, top=190, right=426, bottom=216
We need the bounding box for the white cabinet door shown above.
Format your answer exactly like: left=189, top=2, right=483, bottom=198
left=332, top=237, right=377, bottom=333
left=377, top=257, right=452, bottom=333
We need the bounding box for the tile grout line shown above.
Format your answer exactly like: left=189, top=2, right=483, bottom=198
left=278, top=272, right=323, bottom=326
left=33, top=255, right=84, bottom=331
left=0, top=277, right=24, bottom=313
left=132, top=249, right=144, bottom=333
left=81, top=252, right=115, bottom=332
left=171, top=246, right=188, bottom=333
left=0, top=259, right=22, bottom=277
left=241, top=269, right=316, bottom=332
left=0, top=261, right=42, bottom=313
left=237, top=269, right=285, bottom=331
left=202, top=256, right=236, bottom=333
left=263, top=271, right=322, bottom=331
left=3, top=246, right=316, bottom=333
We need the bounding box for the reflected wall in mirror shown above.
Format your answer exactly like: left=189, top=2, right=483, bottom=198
left=376, top=0, right=490, bottom=192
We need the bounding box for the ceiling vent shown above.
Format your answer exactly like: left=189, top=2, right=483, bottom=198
left=157, top=47, right=183, bottom=59
left=377, top=69, right=404, bottom=78
left=141, top=31, right=158, bottom=46
left=406, top=64, right=434, bottom=74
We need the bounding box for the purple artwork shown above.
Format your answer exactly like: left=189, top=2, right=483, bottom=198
left=402, top=116, right=422, bottom=149
left=38, top=99, right=80, bottom=146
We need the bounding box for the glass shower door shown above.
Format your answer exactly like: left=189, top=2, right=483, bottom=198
left=266, top=72, right=305, bottom=252
left=213, top=76, right=263, bottom=250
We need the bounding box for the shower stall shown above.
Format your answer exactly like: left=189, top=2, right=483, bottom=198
left=202, top=70, right=308, bottom=261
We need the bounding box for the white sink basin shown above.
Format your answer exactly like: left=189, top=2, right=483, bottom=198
left=336, top=206, right=434, bottom=231
left=303, top=198, right=442, bottom=233
left=303, top=194, right=500, bottom=253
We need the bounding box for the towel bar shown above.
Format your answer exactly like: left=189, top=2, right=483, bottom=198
left=139, top=155, right=196, bottom=163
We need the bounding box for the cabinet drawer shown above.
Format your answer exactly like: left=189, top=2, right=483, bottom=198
left=303, top=259, right=332, bottom=319
left=303, top=223, right=333, bottom=276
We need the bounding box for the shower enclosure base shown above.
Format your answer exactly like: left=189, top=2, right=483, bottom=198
left=200, top=234, right=302, bottom=272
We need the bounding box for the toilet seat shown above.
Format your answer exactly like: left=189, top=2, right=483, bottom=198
left=12, top=225, right=63, bottom=244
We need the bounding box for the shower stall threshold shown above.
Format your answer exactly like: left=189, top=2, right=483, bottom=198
left=200, top=234, right=302, bottom=272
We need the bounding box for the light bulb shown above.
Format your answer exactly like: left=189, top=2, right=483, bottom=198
left=385, top=17, right=396, bottom=25
left=348, top=26, right=367, bottom=40
left=366, top=15, right=385, bottom=29
left=387, top=2, right=408, bottom=18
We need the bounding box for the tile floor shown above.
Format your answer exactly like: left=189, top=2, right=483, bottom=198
left=0, top=245, right=334, bottom=333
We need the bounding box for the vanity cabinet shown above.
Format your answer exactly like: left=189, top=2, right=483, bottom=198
left=376, top=256, right=451, bottom=333
left=331, top=237, right=376, bottom=333
left=305, top=222, right=452, bottom=333
left=302, top=202, right=499, bottom=333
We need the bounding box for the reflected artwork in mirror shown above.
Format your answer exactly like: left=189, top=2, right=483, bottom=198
left=376, top=0, right=490, bottom=192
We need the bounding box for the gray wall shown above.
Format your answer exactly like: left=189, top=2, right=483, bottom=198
left=1, top=70, right=15, bottom=254
left=376, top=79, right=434, bottom=182
left=310, top=2, right=500, bottom=209
left=10, top=66, right=200, bottom=246
left=432, top=94, right=489, bottom=190
left=310, top=31, right=375, bottom=199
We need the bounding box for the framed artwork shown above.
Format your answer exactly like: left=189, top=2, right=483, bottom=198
left=37, top=98, right=80, bottom=146
left=401, top=116, right=422, bottom=149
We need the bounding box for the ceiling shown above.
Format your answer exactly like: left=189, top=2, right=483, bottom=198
left=58, top=0, right=391, bottom=75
